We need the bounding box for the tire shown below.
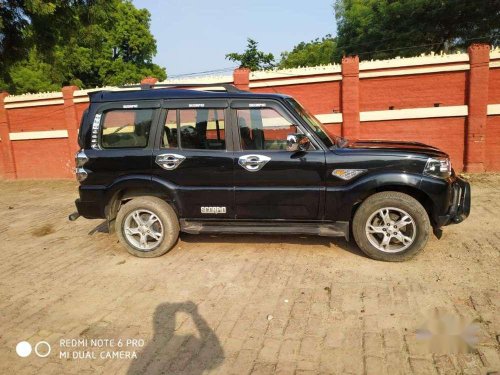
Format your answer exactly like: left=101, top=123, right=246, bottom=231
left=352, top=191, right=430, bottom=262
left=116, top=196, right=179, bottom=258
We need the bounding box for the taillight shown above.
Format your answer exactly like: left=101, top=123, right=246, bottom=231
left=75, top=150, right=88, bottom=182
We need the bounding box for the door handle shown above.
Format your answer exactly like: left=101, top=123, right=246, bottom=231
left=238, top=154, right=271, bottom=172
left=156, top=153, right=186, bottom=170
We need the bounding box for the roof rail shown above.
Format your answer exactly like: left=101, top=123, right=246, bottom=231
left=120, top=83, right=242, bottom=93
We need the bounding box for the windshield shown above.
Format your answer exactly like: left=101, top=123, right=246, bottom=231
left=286, top=98, right=342, bottom=148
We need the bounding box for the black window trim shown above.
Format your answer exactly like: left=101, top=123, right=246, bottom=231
left=229, top=99, right=321, bottom=152
left=95, top=100, right=161, bottom=150
left=155, top=99, right=233, bottom=152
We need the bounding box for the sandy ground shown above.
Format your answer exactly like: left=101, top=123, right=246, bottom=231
left=0, top=176, right=498, bottom=374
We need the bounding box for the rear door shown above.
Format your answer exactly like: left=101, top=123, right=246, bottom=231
left=151, top=99, right=235, bottom=219
left=231, top=100, right=326, bottom=220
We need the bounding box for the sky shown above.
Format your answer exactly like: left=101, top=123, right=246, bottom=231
left=132, top=0, right=337, bottom=77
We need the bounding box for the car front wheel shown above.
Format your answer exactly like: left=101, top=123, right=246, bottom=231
left=353, top=191, right=430, bottom=261
left=116, top=196, right=179, bottom=258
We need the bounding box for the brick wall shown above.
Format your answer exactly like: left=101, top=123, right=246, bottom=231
left=0, top=43, right=499, bottom=179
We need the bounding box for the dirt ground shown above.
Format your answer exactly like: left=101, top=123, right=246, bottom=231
left=0, top=175, right=498, bottom=375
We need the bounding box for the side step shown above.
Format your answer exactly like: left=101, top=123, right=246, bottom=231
left=180, top=220, right=349, bottom=240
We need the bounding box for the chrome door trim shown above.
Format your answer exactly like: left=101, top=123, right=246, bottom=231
left=238, top=154, right=271, bottom=172
left=156, top=153, right=186, bottom=170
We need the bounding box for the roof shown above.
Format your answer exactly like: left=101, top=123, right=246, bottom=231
left=89, top=87, right=290, bottom=103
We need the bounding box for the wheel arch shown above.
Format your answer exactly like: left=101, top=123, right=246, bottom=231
left=104, top=176, right=181, bottom=222
left=350, top=184, right=435, bottom=226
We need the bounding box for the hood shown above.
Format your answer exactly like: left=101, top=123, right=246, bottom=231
left=346, top=139, right=448, bottom=158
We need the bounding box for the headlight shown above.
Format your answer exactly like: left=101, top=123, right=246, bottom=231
left=424, top=157, right=451, bottom=179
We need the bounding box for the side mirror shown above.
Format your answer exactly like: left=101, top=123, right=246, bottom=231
left=286, top=133, right=311, bottom=152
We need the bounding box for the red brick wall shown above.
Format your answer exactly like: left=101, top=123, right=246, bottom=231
left=486, top=116, right=500, bottom=171
left=322, top=123, right=342, bottom=137
left=252, top=81, right=342, bottom=114
left=360, top=118, right=466, bottom=171
left=0, top=140, right=4, bottom=177
left=488, top=69, right=500, bottom=103
left=12, top=139, right=71, bottom=179
left=8, top=106, right=66, bottom=133
left=359, top=71, right=467, bottom=111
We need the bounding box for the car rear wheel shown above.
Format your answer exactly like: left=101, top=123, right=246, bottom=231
left=116, top=196, right=179, bottom=258
left=353, top=191, right=430, bottom=261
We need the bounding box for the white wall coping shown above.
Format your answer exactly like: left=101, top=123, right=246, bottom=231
left=250, top=64, right=342, bottom=80
left=250, top=74, right=342, bottom=88
left=490, top=47, right=500, bottom=60
left=5, top=99, right=65, bottom=109
left=360, top=64, right=470, bottom=79
left=158, top=75, right=233, bottom=85
left=5, top=91, right=62, bottom=103
left=358, top=52, right=469, bottom=71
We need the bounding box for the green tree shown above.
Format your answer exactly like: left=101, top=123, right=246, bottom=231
left=9, top=49, right=61, bottom=93
left=96, top=0, right=167, bottom=86
left=279, top=35, right=337, bottom=68
left=226, top=38, right=275, bottom=71
left=334, top=0, right=500, bottom=61
left=0, top=0, right=166, bottom=94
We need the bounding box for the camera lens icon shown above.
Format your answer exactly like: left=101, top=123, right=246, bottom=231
left=16, top=341, right=51, bottom=358
left=35, top=341, right=51, bottom=357
left=16, top=341, right=32, bottom=357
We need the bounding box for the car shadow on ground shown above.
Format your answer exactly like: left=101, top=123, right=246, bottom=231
left=127, top=301, right=224, bottom=375
left=88, top=220, right=110, bottom=235
left=179, top=233, right=366, bottom=258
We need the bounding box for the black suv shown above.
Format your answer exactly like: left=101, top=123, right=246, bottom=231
left=71, top=84, right=470, bottom=261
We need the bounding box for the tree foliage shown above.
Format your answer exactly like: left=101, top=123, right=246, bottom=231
left=0, top=0, right=166, bottom=93
left=334, top=0, right=500, bottom=61
left=226, top=38, right=275, bottom=71
left=279, top=35, right=337, bottom=68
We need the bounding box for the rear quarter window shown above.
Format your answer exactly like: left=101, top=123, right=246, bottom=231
left=100, top=109, right=154, bottom=148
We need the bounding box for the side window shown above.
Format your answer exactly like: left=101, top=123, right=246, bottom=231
left=101, top=109, right=154, bottom=149
left=236, top=108, right=301, bottom=151
left=179, top=108, right=225, bottom=150
left=161, top=110, right=178, bottom=148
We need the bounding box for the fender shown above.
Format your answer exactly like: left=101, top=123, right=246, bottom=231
left=325, top=172, right=426, bottom=221
left=103, top=174, right=183, bottom=220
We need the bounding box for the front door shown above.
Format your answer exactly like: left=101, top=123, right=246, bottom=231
left=151, top=99, right=235, bottom=219
left=231, top=100, right=325, bottom=220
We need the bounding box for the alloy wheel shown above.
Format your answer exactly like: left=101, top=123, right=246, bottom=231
left=123, top=209, right=164, bottom=251
left=365, top=207, right=416, bottom=253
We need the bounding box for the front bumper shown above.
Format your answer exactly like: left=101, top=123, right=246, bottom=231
left=437, top=177, right=471, bottom=226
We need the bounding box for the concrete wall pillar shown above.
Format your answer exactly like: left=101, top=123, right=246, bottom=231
left=464, top=44, right=490, bottom=172
left=0, top=92, right=16, bottom=179
left=341, top=56, right=360, bottom=139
